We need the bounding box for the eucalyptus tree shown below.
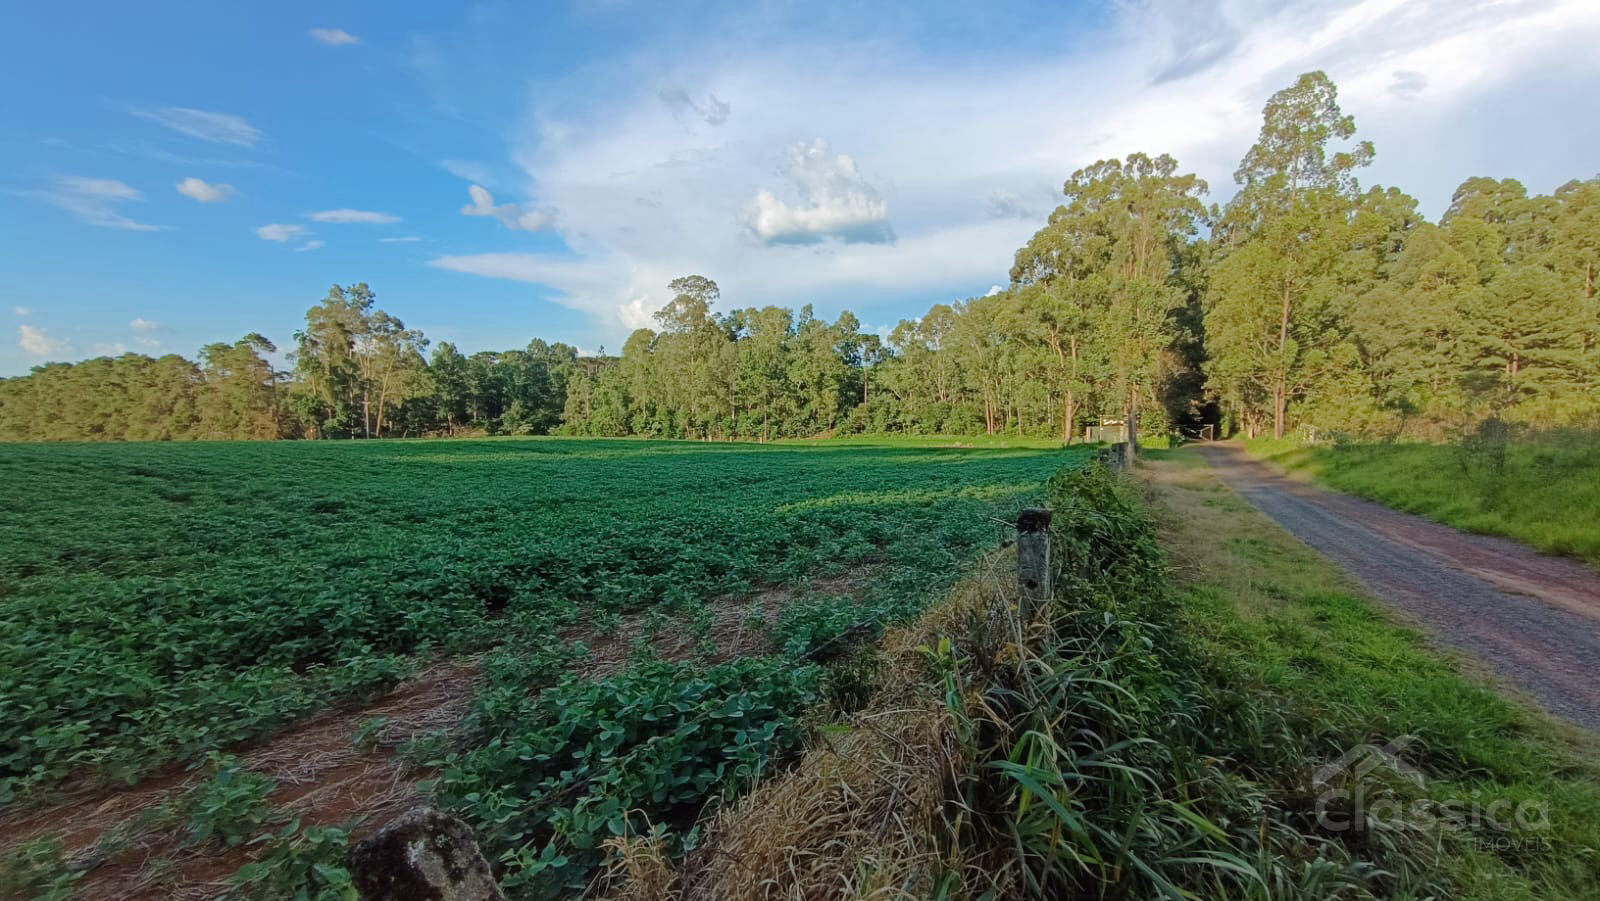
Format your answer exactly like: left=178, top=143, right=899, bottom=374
left=1015, top=152, right=1207, bottom=452
left=1206, top=71, right=1372, bottom=438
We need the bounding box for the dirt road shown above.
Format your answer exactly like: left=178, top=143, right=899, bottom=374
left=1195, top=443, right=1600, bottom=732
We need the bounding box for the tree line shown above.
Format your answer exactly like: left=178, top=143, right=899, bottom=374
left=3, top=71, right=1596, bottom=444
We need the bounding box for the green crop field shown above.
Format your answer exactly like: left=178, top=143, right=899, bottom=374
left=1, top=437, right=1083, bottom=894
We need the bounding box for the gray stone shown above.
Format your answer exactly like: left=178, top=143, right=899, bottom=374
left=347, top=806, right=504, bottom=901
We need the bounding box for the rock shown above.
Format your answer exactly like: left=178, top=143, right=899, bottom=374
left=346, top=807, right=504, bottom=901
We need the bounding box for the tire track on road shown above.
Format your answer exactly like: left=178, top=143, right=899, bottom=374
left=1195, top=444, right=1600, bottom=731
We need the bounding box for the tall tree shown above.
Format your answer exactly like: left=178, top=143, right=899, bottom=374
left=1206, top=71, right=1374, bottom=438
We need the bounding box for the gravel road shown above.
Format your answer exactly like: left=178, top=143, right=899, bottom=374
left=1196, top=443, right=1600, bottom=732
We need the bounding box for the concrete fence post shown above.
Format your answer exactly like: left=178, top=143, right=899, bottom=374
left=1017, top=508, right=1053, bottom=621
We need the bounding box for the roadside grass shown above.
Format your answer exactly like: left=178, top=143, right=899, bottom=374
left=1243, top=433, right=1600, bottom=566
left=1141, top=447, right=1600, bottom=899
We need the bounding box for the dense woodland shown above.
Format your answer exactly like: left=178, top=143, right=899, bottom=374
left=3, top=72, right=1597, bottom=444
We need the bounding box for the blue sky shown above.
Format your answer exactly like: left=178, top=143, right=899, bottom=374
left=4, top=0, right=1598, bottom=376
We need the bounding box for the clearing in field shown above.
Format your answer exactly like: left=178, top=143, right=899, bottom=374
left=0, top=437, right=1084, bottom=898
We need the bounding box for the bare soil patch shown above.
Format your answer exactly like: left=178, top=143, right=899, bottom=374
left=4, top=570, right=870, bottom=899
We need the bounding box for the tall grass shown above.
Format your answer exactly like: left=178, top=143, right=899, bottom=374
left=1247, top=429, right=1600, bottom=565
left=617, top=459, right=1600, bottom=899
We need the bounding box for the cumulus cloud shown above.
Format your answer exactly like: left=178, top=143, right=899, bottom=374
left=20, top=177, right=167, bottom=230
left=19, top=325, right=67, bottom=357
left=130, top=107, right=262, bottom=146
left=746, top=139, right=894, bottom=245
left=308, top=208, right=401, bottom=224
left=424, top=0, right=1600, bottom=344
left=310, top=28, right=360, bottom=46
left=176, top=176, right=234, bottom=202
left=256, top=223, right=308, bottom=242
left=460, top=185, right=551, bottom=230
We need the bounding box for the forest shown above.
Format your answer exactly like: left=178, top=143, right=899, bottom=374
left=2, top=72, right=1597, bottom=444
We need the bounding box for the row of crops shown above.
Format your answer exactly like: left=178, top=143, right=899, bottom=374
left=1, top=437, right=1084, bottom=894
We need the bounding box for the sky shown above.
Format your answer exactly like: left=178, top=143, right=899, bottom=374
left=3, top=0, right=1599, bottom=376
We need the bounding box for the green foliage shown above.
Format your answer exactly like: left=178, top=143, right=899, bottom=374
left=228, top=822, right=358, bottom=901
left=933, top=460, right=1599, bottom=899
left=4, top=75, right=1599, bottom=446
left=0, top=837, right=80, bottom=901
left=185, top=753, right=281, bottom=848
left=438, top=657, right=822, bottom=897
left=0, top=439, right=1084, bottom=805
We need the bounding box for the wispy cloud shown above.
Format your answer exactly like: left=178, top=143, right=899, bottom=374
left=460, top=185, right=550, bottom=230
left=295, top=239, right=326, bottom=252
left=256, top=223, right=308, bottom=242
left=14, top=306, right=32, bottom=317
left=307, top=208, right=401, bottom=224
left=442, top=159, right=495, bottom=184
left=18, top=176, right=168, bottom=230
left=379, top=236, right=423, bottom=243
left=130, top=107, right=262, bottom=146
left=310, top=28, right=360, bottom=46
left=176, top=176, right=235, bottom=203
left=19, top=325, right=67, bottom=357
left=106, top=144, right=285, bottom=172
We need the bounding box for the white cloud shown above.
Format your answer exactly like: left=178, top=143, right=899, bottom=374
left=130, top=107, right=262, bottom=146
left=119, top=319, right=162, bottom=348
left=176, top=176, right=235, bottom=202
left=310, top=28, right=360, bottom=46
left=19, top=325, right=67, bottom=357
left=307, top=208, right=402, bottom=224
left=460, top=185, right=551, bottom=230
left=380, top=236, right=423, bottom=243
left=256, top=223, right=308, bottom=242
left=425, top=0, right=1600, bottom=345
left=14, top=306, right=32, bottom=316
left=442, top=159, right=495, bottom=184
left=746, top=139, right=894, bottom=245
left=93, top=342, right=130, bottom=356
left=19, top=176, right=167, bottom=230
left=296, top=239, right=326, bottom=252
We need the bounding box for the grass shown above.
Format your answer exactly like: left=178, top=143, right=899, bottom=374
left=1244, top=432, right=1600, bottom=565
left=1140, top=447, right=1600, bottom=899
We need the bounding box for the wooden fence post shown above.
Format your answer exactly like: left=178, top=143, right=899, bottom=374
left=1017, top=508, right=1053, bottom=621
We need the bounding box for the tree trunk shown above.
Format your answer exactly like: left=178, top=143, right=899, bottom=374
left=1124, top=385, right=1139, bottom=465
left=1275, top=278, right=1293, bottom=439
left=1063, top=388, right=1076, bottom=443
left=1273, top=380, right=1288, bottom=440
